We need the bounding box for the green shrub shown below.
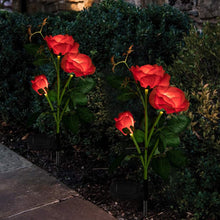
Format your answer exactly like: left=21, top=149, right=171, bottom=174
left=166, top=22, right=220, bottom=219
left=70, top=0, right=190, bottom=67
left=0, top=11, right=57, bottom=124
left=167, top=22, right=220, bottom=149
left=135, top=3, right=190, bottom=65
left=167, top=132, right=220, bottom=219
left=0, top=11, right=33, bottom=123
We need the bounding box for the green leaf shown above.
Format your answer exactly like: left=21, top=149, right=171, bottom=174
left=47, top=90, right=57, bottom=102
left=25, top=44, right=49, bottom=66
left=62, top=114, right=80, bottom=134
left=166, top=115, right=191, bottom=134
left=152, top=157, right=171, bottom=180
left=109, top=154, right=126, bottom=173
left=77, top=107, right=94, bottom=123
left=160, top=129, right=180, bottom=148
left=153, top=147, right=160, bottom=155
left=167, top=149, right=186, bottom=168
left=117, top=92, right=135, bottom=102
left=123, top=154, right=139, bottom=161
left=134, top=129, right=145, bottom=143
left=24, top=43, right=41, bottom=56
left=75, top=78, right=95, bottom=94
left=33, top=58, right=49, bottom=66
left=106, top=75, right=124, bottom=89
left=26, top=112, right=42, bottom=127
left=158, top=139, right=165, bottom=153
left=71, top=93, right=88, bottom=107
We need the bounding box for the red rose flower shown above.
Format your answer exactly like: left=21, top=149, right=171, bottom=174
left=149, top=86, right=189, bottom=114
left=130, top=64, right=170, bottom=89
left=114, top=111, right=135, bottom=135
left=61, top=53, right=96, bottom=77
left=31, top=74, right=48, bottom=95
left=44, top=34, right=79, bottom=55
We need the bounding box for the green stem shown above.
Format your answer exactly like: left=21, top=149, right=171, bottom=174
left=59, top=98, right=70, bottom=124
left=124, top=53, right=129, bottom=63
left=59, top=74, right=73, bottom=104
left=56, top=56, right=61, bottom=101
left=39, top=31, right=57, bottom=72
left=44, top=93, right=57, bottom=122
left=56, top=55, right=61, bottom=134
left=144, top=166, right=148, bottom=180
left=130, top=133, right=145, bottom=167
left=136, top=85, right=145, bottom=107
left=144, top=89, right=149, bottom=173
left=39, top=32, right=44, bottom=39
left=124, top=61, right=130, bottom=70
left=146, top=138, right=159, bottom=169
left=114, top=60, right=130, bottom=70
left=146, top=111, right=163, bottom=149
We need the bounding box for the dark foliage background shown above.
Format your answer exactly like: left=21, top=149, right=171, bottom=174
left=1, top=0, right=219, bottom=218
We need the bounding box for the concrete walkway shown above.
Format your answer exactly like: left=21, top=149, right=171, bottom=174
left=0, top=144, right=116, bottom=220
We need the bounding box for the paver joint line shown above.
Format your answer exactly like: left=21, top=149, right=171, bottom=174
left=7, top=199, right=60, bottom=218
left=6, top=195, right=77, bottom=219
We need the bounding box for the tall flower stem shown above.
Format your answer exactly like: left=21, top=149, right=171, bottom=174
left=59, top=74, right=73, bottom=106
left=56, top=55, right=61, bottom=135
left=146, top=138, right=159, bottom=169
left=146, top=111, right=163, bottom=149
left=44, top=93, right=57, bottom=122
left=130, top=133, right=145, bottom=167
left=143, top=89, right=149, bottom=218
left=144, top=89, right=149, bottom=180
left=53, top=55, right=61, bottom=166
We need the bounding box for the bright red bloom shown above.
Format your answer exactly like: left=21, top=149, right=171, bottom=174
left=44, top=34, right=79, bottom=55
left=61, top=53, right=96, bottom=77
left=130, top=64, right=170, bottom=89
left=31, top=74, right=48, bottom=95
left=114, top=111, right=135, bottom=135
left=149, top=86, right=189, bottom=114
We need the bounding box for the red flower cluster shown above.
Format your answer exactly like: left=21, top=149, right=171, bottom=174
left=32, top=34, right=96, bottom=95
left=130, top=64, right=189, bottom=114
left=44, top=34, right=96, bottom=77
left=115, top=64, right=189, bottom=135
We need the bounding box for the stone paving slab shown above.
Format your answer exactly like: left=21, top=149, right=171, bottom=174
left=0, top=144, right=116, bottom=220
left=0, top=144, right=32, bottom=173
left=0, top=166, right=77, bottom=219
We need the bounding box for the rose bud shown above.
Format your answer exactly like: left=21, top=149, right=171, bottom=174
left=31, top=74, right=48, bottom=95
left=114, top=111, right=135, bottom=135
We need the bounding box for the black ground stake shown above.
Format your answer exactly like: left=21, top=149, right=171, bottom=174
left=143, top=179, right=148, bottom=218
left=55, top=133, right=61, bottom=166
